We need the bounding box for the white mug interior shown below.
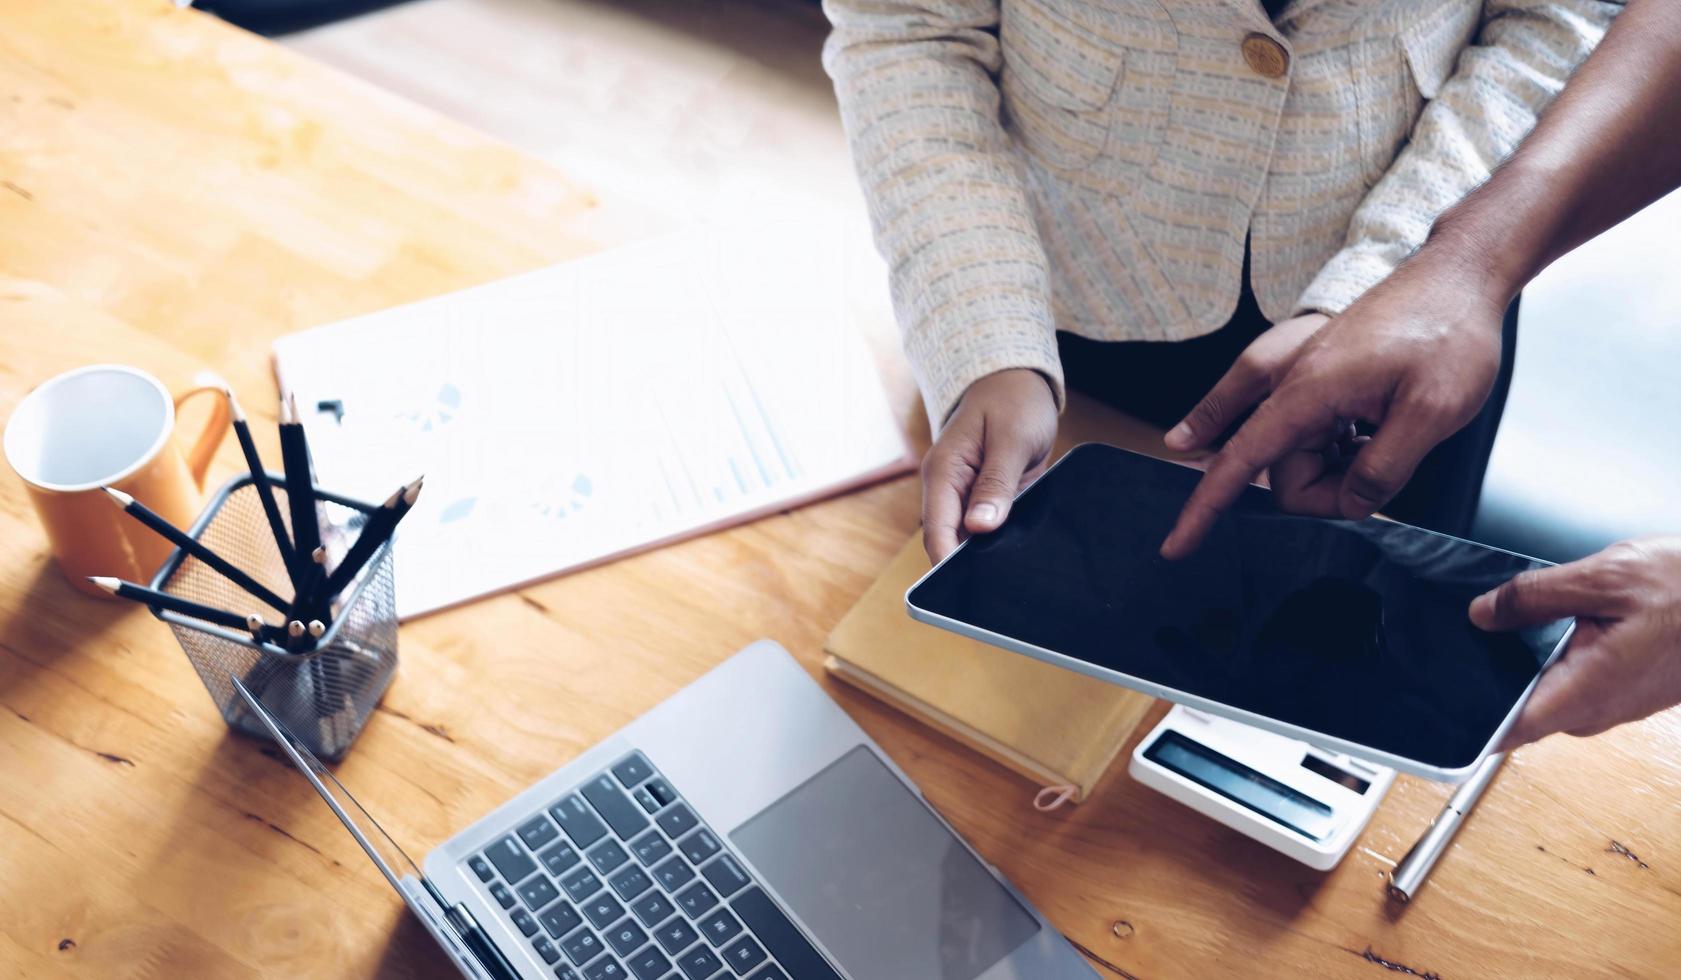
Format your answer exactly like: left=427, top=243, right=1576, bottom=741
left=3, top=364, right=176, bottom=493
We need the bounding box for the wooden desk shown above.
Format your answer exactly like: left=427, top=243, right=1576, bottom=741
left=3, top=3, right=1678, bottom=977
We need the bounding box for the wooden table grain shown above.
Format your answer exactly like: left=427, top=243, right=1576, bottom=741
left=3, top=3, right=1679, bottom=978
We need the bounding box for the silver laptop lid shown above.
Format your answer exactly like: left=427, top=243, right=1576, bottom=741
left=231, top=676, right=495, bottom=979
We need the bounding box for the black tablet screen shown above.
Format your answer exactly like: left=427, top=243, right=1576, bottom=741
left=907, top=444, right=1570, bottom=771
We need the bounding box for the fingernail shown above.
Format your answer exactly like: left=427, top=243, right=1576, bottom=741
left=969, top=502, right=998, bottom=525
left=1165, top=423, right=1193, bottom=449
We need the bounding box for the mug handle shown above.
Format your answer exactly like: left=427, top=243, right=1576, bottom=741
left=174, top=370, right=233, bottom=490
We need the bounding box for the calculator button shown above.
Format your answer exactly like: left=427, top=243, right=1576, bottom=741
left=696, top=907, right=742, bottom=946
left=519, top=876, right=561, bottom=912
left=583, top=957, right=626, bottom=980
left=588, top=839, right=632, bottom=875
left=541, top=902, right=584, bottom=939
left=540, top=842, right=583, bottom=877
left=700, top=855, right=750, bottom=898
left=678, top=829, right=721, bottom=866
left=609, top=864, right=654, bottom=902
left=630, top=890, right=677, bottom=927
left=511, top=908, right=540, bottom=937
left=467, top=855, right=495, bottom=882
left=629, top=830, right=672, bottom=867
left=583, top=892, right=626, bottom=930
left=655, top=804, right=698, bottom=840
left=654, top=916, right=700, bottom=955
left=485, top=835, right=537, bottom=884
left=651, top=856, right=695, bottom=893
left=675, top=945, right=724, bottom=980
left=561, top=866, right=605, bottom=903
left=674, top=882, right=719, bottom=919
left=730, top=887, right=841, bottom=980
left=533, top=936, right=561, bottom=964
left=583, top=774, right=653, bottom=841
left=489, top=881, right=517, bottom=909
left=604, top=918, right=649, bottom=957
left=519, top=813, right=563, bottom=852
left=561, top=927, right=604, bottom=965
left=625, top=944, right=672, bottom=980
left=721, top=935, right=767, bottom=974
left=612, top=753, right=655, bottom=788
left=552, top=795, right=611, bottom=850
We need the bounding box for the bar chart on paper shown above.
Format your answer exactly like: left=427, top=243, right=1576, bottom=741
left=273, top=225, right=913, bottom=617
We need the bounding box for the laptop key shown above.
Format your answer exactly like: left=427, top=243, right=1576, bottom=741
left=730, top=887, right=841, bottom=980
left=540, top=842, right=583, bottom=877
left=588, top=839, right=632, bottom=875
left=655, top=804, right=698, bottom=840
left=583, top=892, right=626, bottom=930
left=609, top=864, right=653, bottom=902
left=485, top=835, right=538, bottom=884
left=541, top=901, right=584, bottom=939
left=561, top=866, right=605, bottom=903
left=650, top=855, right=695, bottom=893
left=675, top=945, right=725, bottom=980
left=552, top=795, right=611, bottom=850
left=654, top=916, right=700, bottom=955
left=519, top=875, right=561, bottom=912
left=632, top=786, right=662, bottom=813
left=561, top=926, right=604, bottom=966
left=533, top=936, right=562, bottom=965
left=629, top=830, right=672, bottom=867
left=747, top=966, right=789, bottom=980
left=612, top=752, right=655, bottom=788
left=603, top=918, right=648, bottom=957
left=519, top=813, right=563, bottom=853
left=696, top=907, right=742, bottom=946
left=582, top=956, right=626, bottom=980
left=554, top=967, right=581, bottom=980
left=678, top=829, right=721, bottom=866
left=468, top=855, right=495, bottom=882
left=583, top=774, right=652, bottom=841
left=489, top=881, right=517, bottom=909
left=700, top=855, right=750, bottom=898
left=511, top=908, right=540, bottom=937
left=674, top=882, right=719, bottom=919
left=630, top=891, right=677, bottom=928
left=644, top=778, right=677, bottom=809
left=625, top=944, right=672, bottom=980
left=721, top=935, right=767, bottom=974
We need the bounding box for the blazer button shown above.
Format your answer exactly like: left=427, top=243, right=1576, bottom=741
left=1241, top=32, right=1290, bottom=79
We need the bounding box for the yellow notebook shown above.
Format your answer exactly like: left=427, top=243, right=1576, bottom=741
left=825, top=535, right=1155, bottom=803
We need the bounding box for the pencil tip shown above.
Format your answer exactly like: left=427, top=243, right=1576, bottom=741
left=246, top=613, right=264, bottom=631
left=312, top=546, right=327, bottom=564
left=403, top=475, right=425, bottom=506
left=88, top=576, right=120, bottom=593
left=288, top=620, right=305, bottom=637
left=100, top=486, right=134, bottom=508
left=307, top=619, right=326, bottom=638
left=382, top=484, right=405, bottom=508
left=227, top=389, right=246, bottom=422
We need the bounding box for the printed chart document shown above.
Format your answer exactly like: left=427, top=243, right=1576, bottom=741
left=273, top=224, right=913, bottom=618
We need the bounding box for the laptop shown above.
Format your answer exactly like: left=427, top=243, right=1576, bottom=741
left=233, top=640, right=1097, bottom=980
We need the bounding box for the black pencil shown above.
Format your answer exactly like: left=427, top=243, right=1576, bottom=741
left=102, top=487, right=291, bottom=614
left=279, top=392, right=325, bottom=617
left=227, top=390, right=301, bottom=589
left=92, top=576, right=259, bottom=633
left=312, top=475, right=422, bottom=608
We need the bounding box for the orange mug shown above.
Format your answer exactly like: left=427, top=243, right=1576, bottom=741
left=4, top=364, right=231, bottom=596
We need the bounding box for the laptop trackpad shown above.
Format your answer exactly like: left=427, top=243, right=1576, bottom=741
left=731, top=746, right=1041, bottom=979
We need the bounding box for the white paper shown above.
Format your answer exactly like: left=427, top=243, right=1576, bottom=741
left=273, top=224, right=912, bottom=618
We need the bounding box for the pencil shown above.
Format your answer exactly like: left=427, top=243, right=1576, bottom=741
left=279, top=392, right=325, bottom=616
left=91, top=576, right=256, bottom=633
left=102, top=487, right=291, bottom=614
left=313, top=476, right=422, bottom=607
left=227, top=390, right=301, bottom=588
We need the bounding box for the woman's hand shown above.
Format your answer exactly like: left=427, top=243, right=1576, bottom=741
left=921, top=368, right=1058, bottom=562
left=1471, top=537, right=1681, bottom=748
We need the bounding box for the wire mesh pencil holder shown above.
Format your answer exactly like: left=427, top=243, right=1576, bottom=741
left=149, top=474, right=398, bottom=760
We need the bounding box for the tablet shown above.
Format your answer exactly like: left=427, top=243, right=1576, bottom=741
left=906, top=444, right=1573, bottom=780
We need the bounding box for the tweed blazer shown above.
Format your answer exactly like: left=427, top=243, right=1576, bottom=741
left=822, top=0, right=1622, bottom=424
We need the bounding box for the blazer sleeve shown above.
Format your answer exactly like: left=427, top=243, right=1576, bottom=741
left=823, top=0, right=1063, bottom=427
left=1294, top=0, right=1626, bottom=316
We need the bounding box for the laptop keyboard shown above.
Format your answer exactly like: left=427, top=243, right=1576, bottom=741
left=463, top=752, right=841, bottom=980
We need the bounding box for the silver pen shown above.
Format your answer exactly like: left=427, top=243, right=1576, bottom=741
left=1387, top=752, right=1507, bottom=903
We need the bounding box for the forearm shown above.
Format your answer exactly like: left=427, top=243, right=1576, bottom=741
left=1424, top=0, right=1681, bottom=300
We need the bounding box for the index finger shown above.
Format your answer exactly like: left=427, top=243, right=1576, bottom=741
left=1160, top=390, right=1330, bottom=560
